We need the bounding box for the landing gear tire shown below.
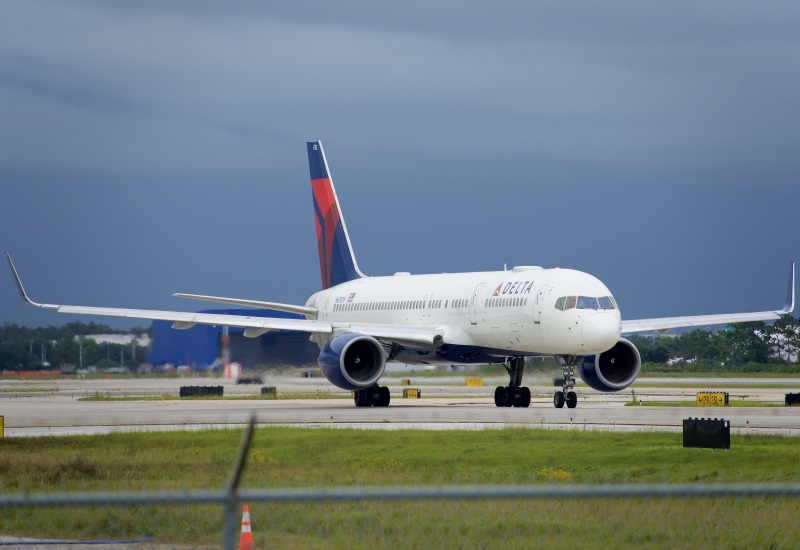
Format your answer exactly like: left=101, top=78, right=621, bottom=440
left=494, top=386, right=505, bottom=407
left=566, top=391, right=577, bottom=409
left=495, top=385, right=531, bottom=407
left=354, top=386, right=390, bottom=407
left=379, top=386, right=391, bottom=407
left=496, top=357, right=532, bottom=408
left=354, top=390, right=367, bottom=407
left=554, top=354, right=584, bottom=409
left=503, top=386, right=513, bottom=407
left=520, top=387, right=532, bottom=408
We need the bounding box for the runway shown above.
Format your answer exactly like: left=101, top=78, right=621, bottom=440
left=2, top=376, right=799, bottom=437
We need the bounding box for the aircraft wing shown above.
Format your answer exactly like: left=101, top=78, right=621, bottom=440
left=173, top=292, right=318, bottom=317
left=621, top=262, right=795, bottom=334
left=6, top=253, right=442, bottom=349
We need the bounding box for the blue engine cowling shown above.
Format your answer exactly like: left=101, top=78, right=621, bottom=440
left=578, top=337, right=641, bottom=392
left=318, top=333, right=387, bottom=391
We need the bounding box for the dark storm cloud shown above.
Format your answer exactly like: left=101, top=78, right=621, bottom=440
left=0, top=0, right=798, bottom=328
left=2, top=1, right=797, bottom=176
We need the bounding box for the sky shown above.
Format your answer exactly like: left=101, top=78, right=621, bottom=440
left=1, top=1, right=798, bottom=330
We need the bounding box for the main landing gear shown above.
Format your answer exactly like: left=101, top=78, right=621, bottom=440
left=553, top=355, right=583, bottom=409
left=354, top=385, right=390, bottom=407
left=494, top=357, right=531, bottom=408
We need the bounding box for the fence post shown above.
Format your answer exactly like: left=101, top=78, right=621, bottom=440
left=223, top=416, right=256, bottom=550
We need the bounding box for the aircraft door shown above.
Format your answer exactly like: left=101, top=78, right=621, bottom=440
left=470, top=283, right=485, bottom=325
left=533, top=284, right=549, bottom=324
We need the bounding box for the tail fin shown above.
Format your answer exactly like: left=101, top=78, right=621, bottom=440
left=307, top=141, right=365, bottom=289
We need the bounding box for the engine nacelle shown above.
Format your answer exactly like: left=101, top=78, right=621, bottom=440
left=318, top=333, right=387, bottom=391
left=578, top=337, right=641, bottom=392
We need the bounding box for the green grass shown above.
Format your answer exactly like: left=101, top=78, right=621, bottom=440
left=633, top=381, right=800, bottom=389
left=638, top=371, right=800, bottom=378
left=77, top=391, right=352, bottom=402
left=625, top=399, right=785, bottom=407
left=0, top=386, right=57, bottom=393
left=2, top=428, right=800, bottom=547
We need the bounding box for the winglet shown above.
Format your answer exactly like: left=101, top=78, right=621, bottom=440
left=782, top=261, right=795, bottom=314
left=5, top=253, right=58, bottom=309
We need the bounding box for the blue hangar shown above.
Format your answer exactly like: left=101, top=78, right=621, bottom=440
left=147, top=309, right=319, bottom=370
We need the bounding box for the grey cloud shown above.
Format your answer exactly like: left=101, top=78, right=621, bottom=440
left=0, top=0, right=798, bottom=329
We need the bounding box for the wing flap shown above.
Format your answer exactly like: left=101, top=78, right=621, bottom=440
left=173, top=293, right=318, bottom=317
left=55, top=305, right=335, bottom=334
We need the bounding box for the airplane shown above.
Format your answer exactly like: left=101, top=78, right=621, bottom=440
left=6, top=140, right=796, bottom=409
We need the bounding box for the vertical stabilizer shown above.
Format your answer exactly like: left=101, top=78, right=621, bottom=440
left=307, top=141, right=365, bottom=289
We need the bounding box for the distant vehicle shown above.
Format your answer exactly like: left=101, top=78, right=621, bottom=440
left=102, top=367, right=130, bottom=375
left=236, top=376, right=264, bottom=385
left=6, top=141, right=795, bottom=409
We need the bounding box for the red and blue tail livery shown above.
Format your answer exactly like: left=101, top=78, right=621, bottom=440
left=307, top=141, right=364, bottom=289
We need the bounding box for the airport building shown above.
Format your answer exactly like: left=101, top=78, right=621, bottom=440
left=147, top=309, right=319, bottom=370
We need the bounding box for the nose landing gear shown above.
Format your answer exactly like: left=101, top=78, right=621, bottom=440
left=554, top=355, right=583, bottom=409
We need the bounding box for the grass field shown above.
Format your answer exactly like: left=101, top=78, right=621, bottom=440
left=625, top=399, right=786, bottom=407
left=77, top=391, right=352, bottom=402
left=2, top=427, right=800, bottom=548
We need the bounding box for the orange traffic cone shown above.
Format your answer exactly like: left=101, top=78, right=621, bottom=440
left=239, top=504, right=253, bottom=550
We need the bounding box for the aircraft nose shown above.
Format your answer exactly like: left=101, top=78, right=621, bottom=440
left=582, top=312, right=621, bottom=352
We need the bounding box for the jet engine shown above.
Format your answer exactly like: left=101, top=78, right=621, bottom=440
left=578, top=337, right=641, bottom=392
left=318, top=333, right=387, bottom=391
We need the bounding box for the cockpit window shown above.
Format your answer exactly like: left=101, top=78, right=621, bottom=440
left=598, top=296, right=616, bottom=310
left=556, top=295, right=617, bottom=311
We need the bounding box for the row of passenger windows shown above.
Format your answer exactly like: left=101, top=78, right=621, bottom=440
left=485, top=297, right=529, bottom=308
left=554, top=296, right=617, bottom=311
left=332, top=298, right=469, bottom=313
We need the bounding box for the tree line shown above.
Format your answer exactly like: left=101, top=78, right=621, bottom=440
left=629, top=316, right=800, bottom=373
left=0, top=322, right=150, bottom=371
left=3, top=317, right=799, bottom=373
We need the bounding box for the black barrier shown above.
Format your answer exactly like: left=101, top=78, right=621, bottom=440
left=237, top=376, right=264, bottom=385
left=683, top=417, right=730, bottom=450
left=261, top=386, right=277, bottom=397
left=786, top=393, right=800, bottom=407
left=179, top=386, right=224, bottom=397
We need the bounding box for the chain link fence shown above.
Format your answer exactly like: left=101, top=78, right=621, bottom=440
left=3, top=482, right=800, bottom=548
left=3, top=419, right=800, bottom=548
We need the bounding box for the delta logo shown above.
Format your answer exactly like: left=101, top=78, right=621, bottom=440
left=491, top=281, right=535, bottom=296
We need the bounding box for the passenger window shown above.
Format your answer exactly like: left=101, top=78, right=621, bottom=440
left=577, top=296, right=599, bottom=309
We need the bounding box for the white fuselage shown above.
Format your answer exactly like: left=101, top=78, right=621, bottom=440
left=308, top=266, right=622, bottom=363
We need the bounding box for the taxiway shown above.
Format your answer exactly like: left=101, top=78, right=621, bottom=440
left=1, top=375, right=799, bottom=437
